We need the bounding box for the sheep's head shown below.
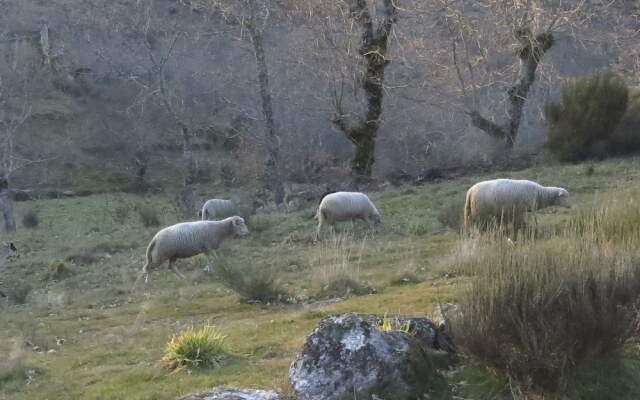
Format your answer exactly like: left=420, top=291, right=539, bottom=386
left=231, top=216, right=250, bottom=237
left=555, top=188, right=571, bottom=208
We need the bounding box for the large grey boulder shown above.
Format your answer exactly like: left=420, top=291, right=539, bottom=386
left=289, top=313, right=442, bottom=400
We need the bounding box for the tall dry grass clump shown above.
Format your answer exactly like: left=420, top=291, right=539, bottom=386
left=216, top=263, right=288, bottom=303
left=570, top=191, right=640, bottom=244
left=447, top=195, right=640, bottom=392
left=0, top=339, right=29, bottom=386
left=310, top=232, right=366, bottom=298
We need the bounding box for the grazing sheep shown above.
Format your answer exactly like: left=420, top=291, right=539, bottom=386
left=463, top=179, right=571, bottom=227
left=0, top=242, right=18, bottom=268
left=141, top=216, right=249, bottom=283
left=314, top=192, right=381, bottom=241
left=198, top=198, right=235, bottom=221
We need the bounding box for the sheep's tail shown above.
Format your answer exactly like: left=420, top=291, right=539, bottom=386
left=463, top=190, right=473, bottom=227
left=143, top=240, right=156, bottom=273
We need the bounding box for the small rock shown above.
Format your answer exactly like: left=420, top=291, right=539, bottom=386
left=177, top=387, right=289, bottom=400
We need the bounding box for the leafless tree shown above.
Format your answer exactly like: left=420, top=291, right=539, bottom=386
left=0, top=92, right=28, bottom=233
left=330, top=0, right=398, bottom=184
left=104, top=1, right=202, bottom=215
left=210, top=0, right=286, bottom=205
left=288, top=0, right=398, bottom=184
left=0, top=15, right=62, bottom=233
left=434, top=0, right=589, bottom=148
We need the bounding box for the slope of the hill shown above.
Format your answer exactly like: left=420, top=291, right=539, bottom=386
left=2, top=156, right=640, bottom=399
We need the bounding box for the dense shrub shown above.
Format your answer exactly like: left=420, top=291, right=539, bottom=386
left=607, top=89, right=640, bottom=155
left=545, top=71, right=629, bottom=161
left=447, top=203, right=640, bottom=392
left=161, top=324, right=229, bottom=370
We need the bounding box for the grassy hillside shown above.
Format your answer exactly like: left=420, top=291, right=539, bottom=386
left=2, top=157, right=640, bottom=399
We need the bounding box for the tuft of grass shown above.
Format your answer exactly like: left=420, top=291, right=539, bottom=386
left=437, top=198, right=465, bottom=232
left=21, top=208, right=40, bottom=228
left=447, top=203, right=640, bottom=393
left=215, top=263, right=288, bottom=303
left=310, top=233, right=371, bottom=298
left=46, top=261, right=73, bottom=280
left=137, top=203, right=161, bottom=227
left=409, top=220, right=427, bottom=236
left=0, top=339, right=30, bottom=392
left=377, top=312, right=411, bottom=333
left=161, top=324, right=230, bottom=370
left=65, top=248, right=98, bottom=265
left=113, top=202, right=131, bottom=224
left=570, top=191, right=640, bottom=243
left=565, top=347, right=640, bottom=400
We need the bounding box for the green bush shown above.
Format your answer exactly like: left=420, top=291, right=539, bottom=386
left=607, top=90, right=640, bottom=155
left=161, top=324, right=229, bottom=370
left=545, top=71, right=629, bottom=161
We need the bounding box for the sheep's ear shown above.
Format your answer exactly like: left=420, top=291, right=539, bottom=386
left=232, top=217, right=240, bottom=226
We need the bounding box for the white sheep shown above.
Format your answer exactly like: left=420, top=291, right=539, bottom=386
left=198, top=198, right=235, bottom=221
left=314, top=191, right=381, bottom=241
left=141, top=216, right=249, bottom=283
left=464, top=179, right=571, bottom=227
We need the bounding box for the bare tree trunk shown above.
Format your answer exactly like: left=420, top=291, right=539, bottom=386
left=247, top=19, right=285, bottom=206
left=504, top=31, right=554, bottom=147
left=467, top=30, right=554, bottom=147
left=134, top=150, right=148, bottom=192
left=332, top=0, right=397, bottom=185
left=0, top=176, right=16, bottom=234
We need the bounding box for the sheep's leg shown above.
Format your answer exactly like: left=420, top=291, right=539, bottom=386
left=364, top=216, right=375, bottom=233
left=315, top=218, right=324, bottom=242
left=168, top=259, right=185, bottom=280
left=203, top=252, right=215, bottom=273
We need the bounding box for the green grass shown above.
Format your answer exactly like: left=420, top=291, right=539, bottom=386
left=161, top=324, right=230, bottom=370
left=3, top=156, right=640, bottom=399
